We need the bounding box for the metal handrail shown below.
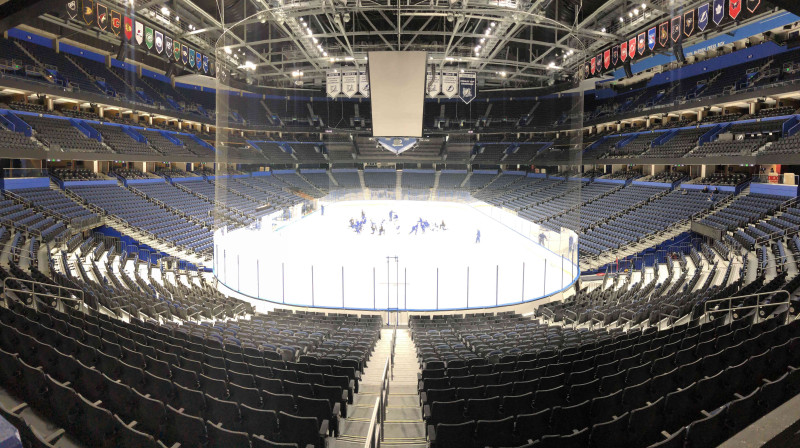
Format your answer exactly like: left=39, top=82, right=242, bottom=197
left=366, top=322, right=398, bottom=448
left=703, top=290, right=792, bottom=325
left=3, top=277, right=84, bottom=310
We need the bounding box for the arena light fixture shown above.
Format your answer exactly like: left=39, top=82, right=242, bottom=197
left=291, top=70, right=303, bottom=77
left=160, top=6, right=169, bottom=16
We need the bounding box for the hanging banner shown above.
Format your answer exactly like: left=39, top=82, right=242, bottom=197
left=671, top=16, right=682, bottom=42
left=174, top=41, right=181, bottom=61
left=698, top=3, right=710, bottom=31
left=135, top=21, right=143, bottom=45
left=590, top=57, right=596, bottom=74
left=612, top=46, right=619, bottom=66
left=181, top=44, right=188, bottom=65
left=603, top=49, right=611, bottom=69
left=342, top=70, right=358, bottom=98
left=637, top=32, right=646, bottom=56
left=458, top=71, right=477, bottom=104
left=426, top=71, right=441, bottom=97
left=189, top=48, right=195, bottom=67
left=145, top=26, right=154, bottom=49
left=358, top=70, right=370, bottom=97
left=684, top=10, right=696, bottom=37
left=82, top=0, right=94, bottom=25
left=110, top=10, right=121, bottom=35
left=659, top=21, right=669, bottom=47
left=155, top=31, right=163, bottom=54
left=66, top=0, right=77, bottom=19
left=648, top=27, right=656, bottom=51
left=326, top=70, right=341, bottom=97
left=584, top=60, right=591, bottom=77
left=124, top=16, right=132, bottom=40
left=203, top=54, right=209, bottom=73
left=713, top=0, right=725, bottom=25
left=591, top=0, right=763, bottom=76
left=730, top=0, right=742, bottom=20
left=209, top=61, right=215, bottom=76
left=165, top=36, right=172, bottom=57
left=441, top=71, right=458, bottom=98
left=196, top=51, right=202, bottom=70
left=96, top=3, right=107, bottom=30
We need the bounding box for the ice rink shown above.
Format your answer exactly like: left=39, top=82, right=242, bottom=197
left=214, top=200, right=578, bottom=310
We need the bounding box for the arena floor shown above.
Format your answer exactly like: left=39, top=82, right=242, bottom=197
left=214, top=200, right=578, bottom=310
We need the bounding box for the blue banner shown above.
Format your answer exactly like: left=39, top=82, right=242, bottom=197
left=458, top=71, right=477, bottom=104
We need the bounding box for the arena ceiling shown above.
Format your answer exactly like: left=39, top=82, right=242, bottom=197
left=22, top=0, right=780, bottom=89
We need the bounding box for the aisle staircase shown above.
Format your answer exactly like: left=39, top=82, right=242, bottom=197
left=333, top=326, right=426, bottom=448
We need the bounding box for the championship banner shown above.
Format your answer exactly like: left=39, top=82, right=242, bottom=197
left=181, top=44, right=188, bottom=65
left=659, top=21, right=669, bottom=47
left=96, top=3, right=107, bottom=30
left=173, top=41, right=181, bottom=61
left=326, top=70, right=341, bottom=98
left=145, top=26, right=154, bottom=49
left=155, top=31, right=163, bottom=54
left=441, top=71, right=458, bottom=98
left=458, top=71, right=477, bottom=104
left=66, top=0, right=77, bottom=19
left=189, top=48, right=195, bottom=67
left=684, top=10, right=696, bottom=37
left=671, top=16, right=682, bottom=42
left=135, top=21, right=144, bottom=45
left=628, top=37, right=637, bottom=58
left=124, top=16, right=132, bottom=40
left=203, top=54, right=209, bottom=73
left=426, top=71, right=441, bottom=97
left=358, top=70, right=370, bottom=97
left=590, top=57, right=596, bottom=74
left=648, top=27, right=656, bottom=51
left=165, top=36, right=173, bottom=56
left=698, top=3, right=710, bottom=31
left=620, top=41, right=628, bottom=62
left=110, top=10, right=121, bottom=35
left=604, top=49, right=611, bottom=69
left=713, top=0, right=725, bottom=25
left=195, top=51, right=202, bottom=70
left=612, top=46, right=619, bottom=66
left=82, top=0, right=94, bottom=25
left=341, top=70, right=358, bottom=98
left=730, top=0, right=742, bottom=20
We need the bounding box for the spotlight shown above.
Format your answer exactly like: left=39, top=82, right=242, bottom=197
left=161, top=6, right=169, bottom=15
left=446, top=12, right=454, bottom=22
left=619, top=17, right=624, bottom=22
left=343, top=13, right=351, bottom=23
left=601, top=27, right=606, bottom=33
